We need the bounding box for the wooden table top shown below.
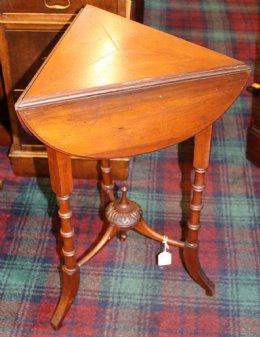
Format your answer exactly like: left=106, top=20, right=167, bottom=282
left=16, top=5, right=250, bottom=159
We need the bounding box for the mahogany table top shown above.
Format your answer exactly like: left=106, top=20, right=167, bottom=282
left=16, top=5, right=250, bottom=159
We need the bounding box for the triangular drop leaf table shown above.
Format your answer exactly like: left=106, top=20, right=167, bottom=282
left=15, top=5, right=250, bottom=329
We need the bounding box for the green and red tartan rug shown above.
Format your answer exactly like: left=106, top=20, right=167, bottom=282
left=0, top=1, right=259, bottom=336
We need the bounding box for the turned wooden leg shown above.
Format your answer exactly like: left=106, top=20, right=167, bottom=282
left=46, top=147, right=80, bottom=329
left=100, top=159, right=115, bottom=204
left=183, top=125, right=215, bottom=296
left=77, top=159, right=117, bottom=267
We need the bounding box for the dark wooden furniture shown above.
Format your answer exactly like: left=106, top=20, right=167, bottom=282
left=247, top=13, right=260, bottom=167
left=0, top=0, right=144, bottom=178
left=16, top=5, right=250, bottom=329
left=0, top=75, right=10, bottom=146
left=247, top=83, right=260, bottom=167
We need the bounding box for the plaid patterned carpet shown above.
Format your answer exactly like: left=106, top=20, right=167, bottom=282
left=0, top=1, right=260, bottom=336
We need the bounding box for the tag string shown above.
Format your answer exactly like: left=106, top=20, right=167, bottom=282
left=163, top=235, right=169, bottom=249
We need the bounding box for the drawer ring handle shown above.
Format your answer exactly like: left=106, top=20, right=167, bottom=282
left=44, top=0, right=71, bottom=9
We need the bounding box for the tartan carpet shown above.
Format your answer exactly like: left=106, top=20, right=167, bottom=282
left=0, top=0, right=260, bottom=336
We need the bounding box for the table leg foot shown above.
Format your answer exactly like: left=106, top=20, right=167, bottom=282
left=51, top=266, right=80, bottom=330
left=182, top=246, right=215, bottom=296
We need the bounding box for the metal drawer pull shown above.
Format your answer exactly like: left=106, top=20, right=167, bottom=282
left=44, top=0, right=71, bottom=9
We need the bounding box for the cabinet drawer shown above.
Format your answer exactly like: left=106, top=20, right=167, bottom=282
left=0, top=0, right=118, bottom=14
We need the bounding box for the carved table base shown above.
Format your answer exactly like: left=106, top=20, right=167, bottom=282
left=48, top=126, right=215, bottom=330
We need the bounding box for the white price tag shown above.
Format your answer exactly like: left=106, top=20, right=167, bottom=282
left=157, top=235, right=172, bottom=266
left=158, top=250, right=172, bottom=266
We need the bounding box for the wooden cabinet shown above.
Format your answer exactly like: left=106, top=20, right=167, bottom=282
left=0, top=0, right=136, bottom=178
left=0, top=0, right=121, bottom=13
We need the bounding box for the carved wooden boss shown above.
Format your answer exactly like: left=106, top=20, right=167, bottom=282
left=15, top=5, right=250, bottom=329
